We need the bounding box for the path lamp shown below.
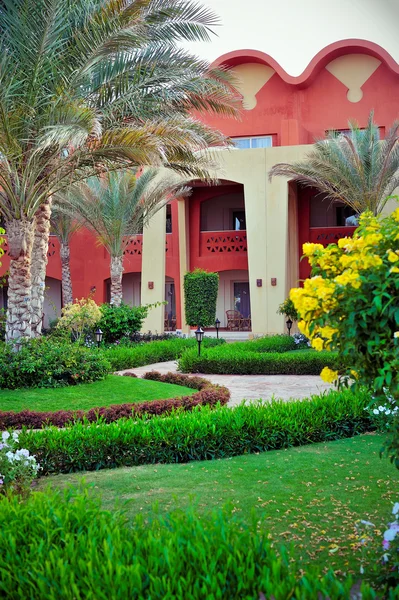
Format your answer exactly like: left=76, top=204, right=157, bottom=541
left=195, top=326, right=204, bottom=356
left=215, top=318, right=220, bottom=339
left=286, top=318, right=293, bottom=336
left=95, top=328, right=103, bottom=348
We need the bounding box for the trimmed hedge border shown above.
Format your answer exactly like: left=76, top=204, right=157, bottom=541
left=19, top=388, right=374, bottom=475
left=178, top=348, right=339, bottom=375
left=0, top=372, right=230, bottom=430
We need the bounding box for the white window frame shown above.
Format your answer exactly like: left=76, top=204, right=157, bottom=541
left=232, top=135, right=273, bottom=149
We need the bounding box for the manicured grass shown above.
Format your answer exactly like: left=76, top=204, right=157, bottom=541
left=0, top=375, right=195, bottom=412
left=39, top=434, right=399, bottom=574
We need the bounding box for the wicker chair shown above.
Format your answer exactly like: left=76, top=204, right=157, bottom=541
left=226, top=310, right=242, bottom=330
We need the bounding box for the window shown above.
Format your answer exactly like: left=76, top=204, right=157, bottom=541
left=232, top=210, right=246, bottom=231
left=232, top=136, right=273, bottom=149
left=166, top=204, right=172, bottom=234
left=326, top=127, right=385, bottom=138
left=310, top=193, right=357, bottom=228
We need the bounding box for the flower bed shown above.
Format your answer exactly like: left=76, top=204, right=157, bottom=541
left=178, top=346, right=339, bottom=375
left=0, top=372, right=229, bottom=429
left=19, top=388, right=373, bottom=475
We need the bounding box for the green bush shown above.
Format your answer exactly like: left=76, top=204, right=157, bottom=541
left=20, top=388, right=372, bottom=475
left=0, top=339, right=110, bottom=389
left=105, top=336, right=224, bottom=371
left=178, top=346, right=339, bottom=375
left=99, top=303, right=148, bottom=343
left=184, top=268, right=219, bottom=327
left=229, top=334, right=299, bottom=353
left=0, top=487, right=386, bottom=600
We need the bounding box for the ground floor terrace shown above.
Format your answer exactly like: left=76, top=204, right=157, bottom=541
left=1, top=145, right=395, bottom=334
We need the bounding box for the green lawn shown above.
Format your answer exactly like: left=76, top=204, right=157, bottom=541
left=39, top=434, right=399, bottom=574
left=0, top=375, right=195, bottom=412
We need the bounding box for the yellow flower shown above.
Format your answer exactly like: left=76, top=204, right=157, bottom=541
left=391, top=266, right=399, bottom=274
left=298, top=320, right=310, bottom=337
left=350, top=370, right=359, bottom=379
left=319, top=326, right=338, bottom=341
left=320, top=367, right=339, bottom=384
left=302, top=243, right=324, bottom=257
left=387, top=250, right=399, bottom=263
left=394, top=332, right=399, bottom=338
left=311, top=337, right=324, bottom=351
left=392, top=207, right=399, bottom=222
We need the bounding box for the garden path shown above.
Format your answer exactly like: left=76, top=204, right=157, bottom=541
left=117, top=361, right=332, bottom=406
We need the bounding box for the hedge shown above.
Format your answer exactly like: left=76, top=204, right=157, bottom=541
left=0, top=373, right=229, bottom=429
left=178, top=347, right=339, bottom=375
left=0, top=487, right=385, bottom=600
left=20, top=388, right=373, bottom=475
left=105, top=336, right=224, bottom=371
left=0, top=338, right=110, bottom=389
left=184, top=268, right=219, bottom=327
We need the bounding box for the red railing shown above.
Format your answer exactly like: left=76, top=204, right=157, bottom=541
left=1, top=235, right=59, bottom=259
left=309, top=226, right=356, bottom=245
left=123, top=235, right=143, bottom=256
left=200, top=230, right=247, bottom=256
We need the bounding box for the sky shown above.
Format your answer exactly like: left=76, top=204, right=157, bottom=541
left=183, top=0, right=399, bottom=75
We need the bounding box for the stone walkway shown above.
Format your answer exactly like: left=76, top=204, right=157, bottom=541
left=118, top=361, right=332, bottom=406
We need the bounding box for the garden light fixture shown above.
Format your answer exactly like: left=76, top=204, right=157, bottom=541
left=286, top=318, right=293, bottom=336
left=195, top=326, right=204, bottom=356
left=215, top=318, right=220, bottom=339
left=95, top=328, right=103, bottom=348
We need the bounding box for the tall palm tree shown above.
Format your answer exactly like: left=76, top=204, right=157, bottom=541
left=50, top=206, right=81, bottom=306
left=269, top=113, right=399, bottom=216
left=0, top=0, right=239, bottom=340
left=63, top=169, right=188, bottom=306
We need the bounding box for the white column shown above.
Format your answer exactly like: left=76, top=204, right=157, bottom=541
left=140, top=206, right=166, bottom=333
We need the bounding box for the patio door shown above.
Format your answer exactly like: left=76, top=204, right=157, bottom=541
left=233, top=282, right=250, bottom=317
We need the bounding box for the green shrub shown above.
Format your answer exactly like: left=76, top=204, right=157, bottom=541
left=20, top=388, right=372, bottom=475
left=277, top=297, right=299, bottom=321
left=178, top=346, right=339, bottom=375
left=231, top=334, right=299, bottom=353
left=105, top=336, right=224, bottom=371
left=0, top=339, right=110, bottom=389
left=99, top=303, right=148, bottom=343
left=0, top=487, right=385, bottom=600
left=184, top=268, right=219, bottom=327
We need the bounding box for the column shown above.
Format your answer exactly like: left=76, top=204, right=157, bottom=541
left=140, top=206, right=166, bottom=333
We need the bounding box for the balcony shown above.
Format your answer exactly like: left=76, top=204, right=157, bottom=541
left=200, top=230, right=247, bottom=256
left=309, top=226, right=356, bottom=246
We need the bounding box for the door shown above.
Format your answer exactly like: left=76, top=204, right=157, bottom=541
left=233, top=282, right=250, bottom=317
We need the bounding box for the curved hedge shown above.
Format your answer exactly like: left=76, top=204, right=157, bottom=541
left=0, top=372, right=229, bottom=429
left=19, top=388, right=373, bottom=475
left=178, top=347, right=339, bottom=375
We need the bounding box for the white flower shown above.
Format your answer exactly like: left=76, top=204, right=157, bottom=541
left=360, top=520, right=375, bottom=527
left=373, top=409, right=379, bottom=415
left=392, top=503, right=399, bottom=516
left=378, top=406, right=385, bottom=412
left=12, top=432, right=19, bottom=442
left=16, top=449, right=30, bottom=458
left=360, top=565, right=364, bottom=574
left=384, top=527, right=399, bottom=542
left=2, top=432, right=10, bottom=442
left=383, top=553, right=390, bottom=563
left=5, top=451, right=14, bottom=462
left=386, top=409, right=392, bottom=415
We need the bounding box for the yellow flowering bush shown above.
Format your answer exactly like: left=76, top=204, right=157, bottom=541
left=290, top=211, right=399, bottom=403
left=57, top=298, right=102, bottom=343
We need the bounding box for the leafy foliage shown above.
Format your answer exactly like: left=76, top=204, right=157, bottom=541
left=184, top=269, right=219, bottom=327
left=269, top=112, right=399, bottom=216
left=20, top=388, right=373, bottom=475
left=178, top=347, right=338, bottom=375
left=99, top=303, right=149, bottom=343
left=0, top=373, right=229, bottom=429
left=0, top=487, right=384, bottom=599
left=0, top=431, right=39, bottom=497
left=277, top=297, right=299, bottom=321
left=0, top=339, right=110, bottom=389
left=104, top=336, right=224, bottom=370
left=56, top=297, right=101, bottom=343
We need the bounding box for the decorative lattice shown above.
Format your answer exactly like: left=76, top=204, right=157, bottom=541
left=311, top=227, right=356, bottom=245
left=123, top=236, right=143, bottom=256
left=202, top=232, right=247, bottom=254
left=2, top=236, right=58, bottom=258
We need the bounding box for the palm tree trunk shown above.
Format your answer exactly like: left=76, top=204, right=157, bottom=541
left=31, top=197, right=52, bottom=337
left=5, top=217, right=35, bottom=341
left=60, top=241, right=73, bottom=306
left=110, top=255, right=123, bottom=306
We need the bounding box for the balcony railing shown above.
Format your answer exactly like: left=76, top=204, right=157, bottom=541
left=309, top=226, right=356, bottom=245
left=1, top=235, right=59, bottom=259
left=200, top=230, right=247, bottom=256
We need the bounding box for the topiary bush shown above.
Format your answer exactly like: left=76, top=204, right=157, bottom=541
left=0, top=373, right=229, bottom=429
left=184, top=268, right=219, bottom=327
left=178, top=346, right=339, bottom=375
left=0, top=339, right=110, bottom=389
left=98, top=303, right=149, bottom=343
left=20, top=388, right=372, bottom=475
left=0, top=487, right=385, bottom=600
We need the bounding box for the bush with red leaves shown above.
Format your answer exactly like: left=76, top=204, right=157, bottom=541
left=0, top=372, right=230, bottom=429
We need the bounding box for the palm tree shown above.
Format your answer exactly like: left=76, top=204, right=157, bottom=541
left=63, top=169, right=188, bottom=306
left=50, top=206, right=81, bottom=306
left=269, top=113, right=399, bottom=216
left=0, top=0, right=239, bottom=340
